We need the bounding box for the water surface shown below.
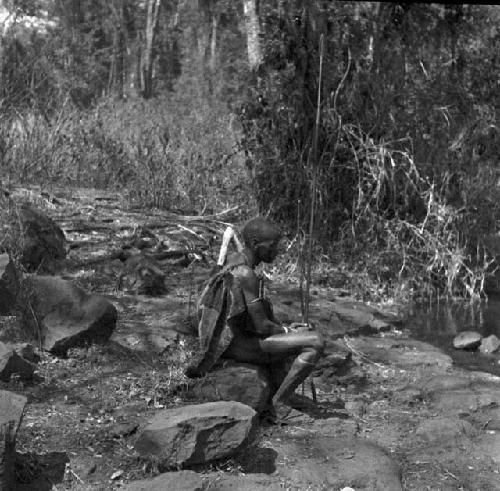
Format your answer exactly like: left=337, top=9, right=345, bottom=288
left=405, top=297, right=500, bottom=376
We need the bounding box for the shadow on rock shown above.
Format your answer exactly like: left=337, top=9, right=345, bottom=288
left=233, top=444, right=278, bottom=474
left=288, top=393, right=349, bottom=420
left=15, top=451, right=69, bottom=490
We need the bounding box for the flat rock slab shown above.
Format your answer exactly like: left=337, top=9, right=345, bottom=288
left=134, top=401, right=256, bottom=468
left=344, top=336, right=452, bottom=369
left=22, top=276, right=117, bottom=354
left=430, top=386, right=500, bottom=414
left=329, top=301, right=394, bottom=333
left=186, top=362, right=271, bottom=412
left=124, top=470, right=204, bottom=491
left=124, top=471, right=282, bottom=491
left=453, top=331, right=482, bottom=350
left=205, top=473, right=283, bottom=490
left=273, top=436, right=402, bottom=490
left=420, top=375, right=472, bottom=393
left=0, top=341, right=35, bottom=381
left=415, top=416, right=475, bottom=442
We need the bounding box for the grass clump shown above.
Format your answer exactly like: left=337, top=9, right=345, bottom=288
left=0, top=94, right=250, bottom=215
left=334, top=125, right=498, bottom=302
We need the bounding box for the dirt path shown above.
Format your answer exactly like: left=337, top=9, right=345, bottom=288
left=3, top=187, right=500, bottom=490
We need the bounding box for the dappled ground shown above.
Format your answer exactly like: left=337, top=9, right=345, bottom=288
left=3, top=186, right=500, bottom=490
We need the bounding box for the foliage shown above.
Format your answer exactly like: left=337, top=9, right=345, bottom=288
left=237, top=2, right=500, bottom=300
left=1, top=1, right=500, bottom=300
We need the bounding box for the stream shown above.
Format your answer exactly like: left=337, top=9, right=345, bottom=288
left=406, top=296, right=500, bottom=376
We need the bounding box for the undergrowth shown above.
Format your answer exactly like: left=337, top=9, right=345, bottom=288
left=257, top=121, right=500, bottom=303
left=334, top=124, right=498, bottom=302
left=0, top=95, right=251, bottom=215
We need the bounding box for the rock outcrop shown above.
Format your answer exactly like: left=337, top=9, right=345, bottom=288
left=134, top=401, right=256, bottom=468
left=21, top=275, right=117, bottom=355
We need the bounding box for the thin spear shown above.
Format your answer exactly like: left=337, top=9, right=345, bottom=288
left=303, top=34, right=325, bottom=325
left=301, top=34, right=325, bottom=403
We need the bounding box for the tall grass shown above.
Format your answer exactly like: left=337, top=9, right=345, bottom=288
left=0, top=95, right=250, bottom=214
left=335, top=124, right=498, bottom=301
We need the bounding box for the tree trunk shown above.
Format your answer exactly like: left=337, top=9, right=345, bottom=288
left=142, top=0, right=162, bottom=99
left=209, top=9, right=218, bottom=73
left=243, top=0, right=262, bottom=70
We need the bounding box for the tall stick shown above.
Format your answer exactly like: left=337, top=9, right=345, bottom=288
left=300, top=35, right=324, bottom=404
left=303, top=34, right=325, bottom=325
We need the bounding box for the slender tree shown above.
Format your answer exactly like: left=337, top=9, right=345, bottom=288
left=243, top=0, right=261, bottom=70
left=142, top=0, right=162, bottom=98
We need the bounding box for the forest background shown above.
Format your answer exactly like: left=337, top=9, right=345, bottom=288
left=1, top=0, right=500, bottom=302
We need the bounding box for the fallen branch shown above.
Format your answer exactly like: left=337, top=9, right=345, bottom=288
left=68, top=247, right=208, bottom=268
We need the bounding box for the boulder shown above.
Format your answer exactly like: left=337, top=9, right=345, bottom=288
left=0, top=390, right=27, bottom=490
left=18, top=203, right=67, bottom=273
left=20, top=276, right=117, bottom=355
left=116, top=254, right=167, bottom=295
left=479, top=334, right=500, bottom=354
left=453, top=331, right=482, bottom=350
left=187, top=362, right=271, bottom=412
left=134, top=401, right=256, bottom=468
left=329, top=300, right=399, bottom=333
left=0, top=342, right=35, bottom=381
